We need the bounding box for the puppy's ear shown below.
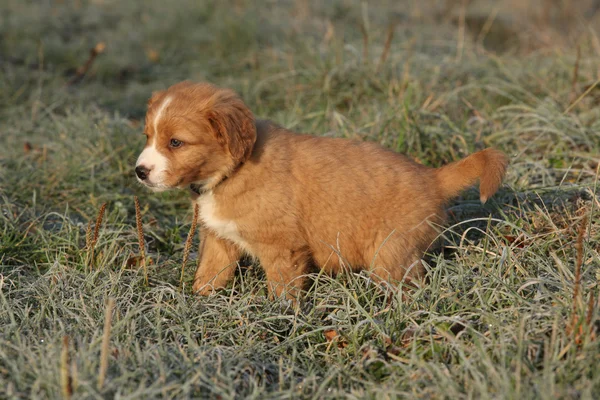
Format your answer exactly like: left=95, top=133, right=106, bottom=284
left=207, top=90, right=257, bottom=163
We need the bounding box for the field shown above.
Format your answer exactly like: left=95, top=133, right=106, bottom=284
left=1, top=0, right=600, bottom=398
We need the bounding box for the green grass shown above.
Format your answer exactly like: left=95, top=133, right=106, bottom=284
left=1, top=0, right=600, bottom=398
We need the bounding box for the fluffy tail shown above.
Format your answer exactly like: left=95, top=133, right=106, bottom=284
left=435, top=148, right=508, bottom=203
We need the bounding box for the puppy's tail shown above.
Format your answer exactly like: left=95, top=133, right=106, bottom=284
left=434, top=148, right=508, bottom=203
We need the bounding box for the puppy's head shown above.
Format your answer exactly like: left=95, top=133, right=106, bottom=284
left=135, top=81, right=256, bottom=192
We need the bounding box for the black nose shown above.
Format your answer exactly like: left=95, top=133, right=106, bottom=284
left=135, top=166, right=149, bottom=180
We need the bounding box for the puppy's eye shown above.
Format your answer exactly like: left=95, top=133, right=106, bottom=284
left=169, top=139, right=183, bottom=148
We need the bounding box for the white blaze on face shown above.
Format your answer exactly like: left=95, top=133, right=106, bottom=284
left=153, top=96, right=172, bottom=134
left=135, top=96, right=172, bottom=191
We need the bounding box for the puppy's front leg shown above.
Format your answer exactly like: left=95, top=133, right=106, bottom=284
left=261, top=248, right=311, bottom=302
left=192, top=228, right=241, bottom=295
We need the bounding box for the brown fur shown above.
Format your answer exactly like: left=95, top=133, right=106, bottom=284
left=136, top=81, right=508, bottom=300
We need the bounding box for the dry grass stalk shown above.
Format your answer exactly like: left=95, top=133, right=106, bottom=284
left=573, top=212, right=588, bottom=312
left=399, top=38, right=416, bottom=100
left=376, top=22, right=396, bottom=73
left=359, top=23, right=369, bottom=63
left=134, top=196, right=148, bottom=285
left=455, top=0, right=467, bottom=62
left=564, top=77, right=600, bottom=114
left=66, top=42, right=106, bottom=86
left=92, top=203, right=107, bottom=245
left=476, top=7, right=500, bottom=50
left=40, top=145, right=48, bottom=165
left=322, top=20, right=335, bottom=46
left=97, top=297, right=115, bottom=390
left=61, top=336, right=72, bottom=400
left=568, top=211, right=589, bottom=343
left=569, top=45, right=581, bottom=104
left=359, top=1, right=370, bottom=64
left=181, top=204, right=200, bottom=288
left=586, top=290, right=597, bottom=342
left=85, top=202, right=107, bottom=270
left=587, top=290, right=595, bottom=326
left=70, top=358, right=79, bottom=394
left=85, top=220, right=93, bottom=251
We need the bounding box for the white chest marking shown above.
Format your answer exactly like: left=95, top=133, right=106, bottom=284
left=197, top=192, right=252, bottom=254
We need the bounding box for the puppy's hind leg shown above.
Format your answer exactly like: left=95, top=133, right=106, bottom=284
left=193, top=229, right=242, bottom=295
left=370, top=260, right=424, bottom=286
left=261, top=246, right=313, bottom=302
left=368, top=247, right=426, bottom=301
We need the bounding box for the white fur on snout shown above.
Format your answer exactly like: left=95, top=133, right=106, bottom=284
left=136, top=140, right=169, bottom=190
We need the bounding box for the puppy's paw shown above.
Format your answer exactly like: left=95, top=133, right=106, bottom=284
left=192, top=281, right=217, bottom=296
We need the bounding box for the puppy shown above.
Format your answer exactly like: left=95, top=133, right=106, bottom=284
left=135, top=81, right=508, bottom=299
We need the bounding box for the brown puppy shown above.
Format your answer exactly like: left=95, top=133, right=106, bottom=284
left=135, top=81, right=508, bottom=299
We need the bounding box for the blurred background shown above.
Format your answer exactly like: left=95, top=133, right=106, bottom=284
left=2, top=0, right=599, bottom=118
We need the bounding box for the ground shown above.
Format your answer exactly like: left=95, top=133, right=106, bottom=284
left=1, top=0, right=600, bottom=398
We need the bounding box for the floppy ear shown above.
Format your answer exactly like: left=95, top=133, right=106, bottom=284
left=207, top=91, right=257, bottom=163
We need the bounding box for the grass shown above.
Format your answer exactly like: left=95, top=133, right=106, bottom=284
left=1, top=0, right=600, bottom=398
